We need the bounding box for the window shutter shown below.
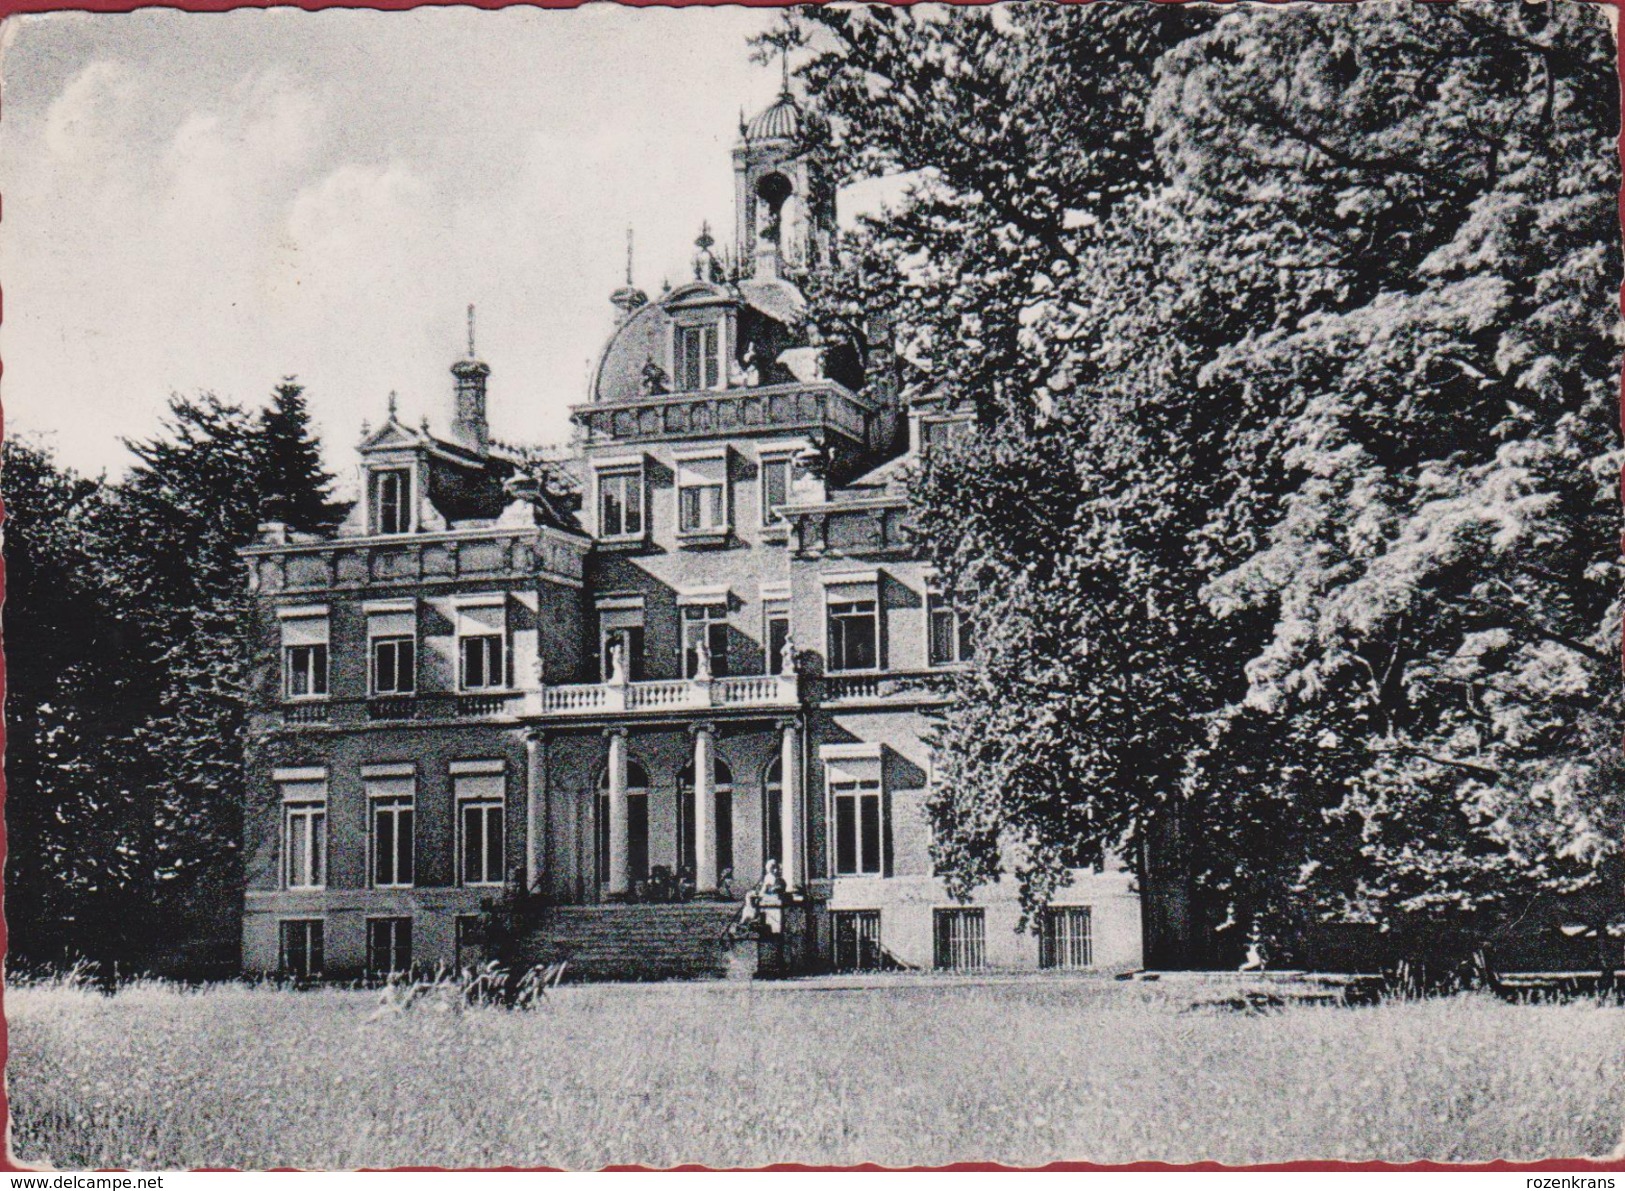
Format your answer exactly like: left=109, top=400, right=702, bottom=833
left=457, top=602, right=506, bottom=635
left=369, top=610, right=415, bottom=637
left=280, top=614, right=330, bottom=647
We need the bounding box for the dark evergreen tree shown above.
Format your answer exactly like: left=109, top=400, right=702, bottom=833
left=0, top=439, right=147, bottom=968
left=5, top=384, right=343, bottom=972
left=258, top=379, right=343, bottom=533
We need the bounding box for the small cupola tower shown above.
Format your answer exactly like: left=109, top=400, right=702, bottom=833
left=732, top=69, right=833, bottom=281
left=450, top=303, right=490, bottom=451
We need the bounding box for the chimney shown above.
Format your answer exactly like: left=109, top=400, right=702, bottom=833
left=451, top=304, right=490, bottom=451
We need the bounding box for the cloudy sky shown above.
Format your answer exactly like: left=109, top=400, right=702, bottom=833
left=0, top=6, right=803, bottom=483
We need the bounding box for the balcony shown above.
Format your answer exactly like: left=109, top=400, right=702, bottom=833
left=572, top=380, right=877, bottom=449
left=277, top=691, right=526, bottom=728
left=820, top=671, right=957, bottom=706
left=538, top=673, right=799, bottom=719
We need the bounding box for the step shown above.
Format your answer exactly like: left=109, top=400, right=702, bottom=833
left=516, top=903, right=746, bottom=983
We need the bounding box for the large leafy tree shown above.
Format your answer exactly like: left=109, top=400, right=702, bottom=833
left=789, top=0, right=1621, bottom=961
left=5, top=383, right=339, bottom=970
left=101, top=384, right=338, bottom=966
left=1173, top=2, right=1624, bottom=952
left=1, top=440, right=148, bottom=965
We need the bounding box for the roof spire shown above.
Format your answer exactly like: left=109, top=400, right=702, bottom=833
left=626, top=227, right=635, bottom=287
left=387, top=390, right=398, bottom=419
left=780, top=42, right=790, bottom=96
left=466, top=303, right=476, bottom=359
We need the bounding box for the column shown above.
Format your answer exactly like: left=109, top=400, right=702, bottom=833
left=779, top=719, right=805, bottom=893
left=692, top=722, right=717, bottom=894
left=524, top=729, right=547, bottom=894
left=605, top=728, right=630, bottom=898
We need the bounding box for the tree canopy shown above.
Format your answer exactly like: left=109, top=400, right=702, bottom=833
left=3, top=381, right=340, bottom=972
left=785, top=0, right=1622, bottom=960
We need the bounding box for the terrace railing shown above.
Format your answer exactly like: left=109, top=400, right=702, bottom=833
left=539, top=673, right=800, bottom=718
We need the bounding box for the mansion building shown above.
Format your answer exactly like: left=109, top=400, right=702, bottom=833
left=241, top=92, right=1143, bottom=980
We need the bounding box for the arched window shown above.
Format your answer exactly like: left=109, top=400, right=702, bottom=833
left=677, top=756, right=734, bottom=880
left=598, top=760, right=650, bottom=886
left=763, top=756, right=783, bottom=867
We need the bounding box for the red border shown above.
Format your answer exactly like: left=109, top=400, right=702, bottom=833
left=1, top=0, right=1623, bottom=1175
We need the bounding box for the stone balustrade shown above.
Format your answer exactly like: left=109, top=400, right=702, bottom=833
left=572, top=380, right=877, bottom=448
left=539, top=673, right=800, bottom=718
left=244, top=526, right=587, bottom=596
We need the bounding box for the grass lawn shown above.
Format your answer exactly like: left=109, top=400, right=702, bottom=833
left=7, top=976, right=1624, bottom=1169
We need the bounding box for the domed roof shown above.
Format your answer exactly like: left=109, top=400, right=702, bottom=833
left=743, top=92, right=800, bottom=143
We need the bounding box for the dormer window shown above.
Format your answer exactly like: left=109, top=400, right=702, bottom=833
left=675, top=322, right=720, bottom=391
left=371, top=468, right=411, bottom=535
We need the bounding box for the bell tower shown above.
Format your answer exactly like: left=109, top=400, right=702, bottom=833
left=732, top=87, right=833, bottom=282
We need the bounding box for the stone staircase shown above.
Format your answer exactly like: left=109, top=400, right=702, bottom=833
left=518, top=903, right=745, bottom=982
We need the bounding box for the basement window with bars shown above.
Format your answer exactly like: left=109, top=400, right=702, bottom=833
left=831, top=910, right=883, bottom=971
left=367, top=917, right=412, bottom=975
left=279, top=919, right=324, bottom=978
left=1040, top=906, right=1094, bottom=970
left=934, top=907, right=986, bottom=971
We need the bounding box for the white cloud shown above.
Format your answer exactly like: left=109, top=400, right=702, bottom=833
left=2, top=8, right=781, bottom=477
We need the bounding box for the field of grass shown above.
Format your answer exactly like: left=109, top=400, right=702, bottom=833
left=7, top=975, right=1624, bottom=1169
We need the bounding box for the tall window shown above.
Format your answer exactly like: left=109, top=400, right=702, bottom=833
left=827, top=600, right=878, bottom=672
left=763, top=757, right=783, bottom=866
left=454, top=915, right=483, bottom=971
left=458, top=602, right=506, bottom=691
left=371, top=468, right=410, bottom=535
left=678, top=756, right=734, bottom=879
left=928, top=592, right=974, bottom=667
left=683, top=605, right=729, bottom=678
left=920, top=417, right=971, bottom=455
left=832, top=910, right=883, bottom=971
left=369, top=605, right=417, bottom=696
left=457, top=772, right=505, bottom=887
left=280, top=609, right=329, bottom=699
left=675, top=322, right=720, bottom=391
left=677, top=455, right=728, bottom=536
left=832, top=778, right=883, bottom=876
left=760, top=455, right=791, bottom=526
left=279, top=919, right=324, bottom=978
left=284, top=643, right=328, bottom=698
left=283, top=797, right=327, bottom=890
left=765, top=606, right=791, bottom=675
left=372, top=636, right=415, bottom=694
left=1040, top=906, right=1094, bottom=969
left=597, top=469, right=644, bottom=539
left=367, top=917, right=412, bottom=975
left=934, top=908, right=986, bottom=970
left=597, top=761, right=650, bottom=886
left=371, top=792, right=415, bottom=888
left=600, top=626, right=645, bottom=682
